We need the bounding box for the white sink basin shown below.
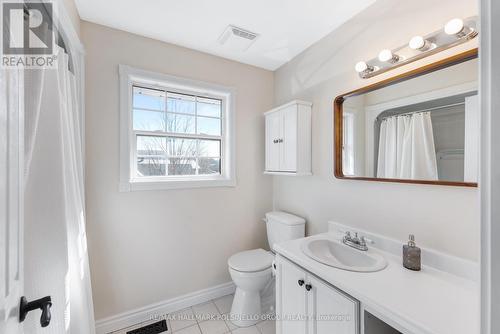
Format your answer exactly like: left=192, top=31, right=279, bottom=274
left=301, top=237, right=387, bottom=272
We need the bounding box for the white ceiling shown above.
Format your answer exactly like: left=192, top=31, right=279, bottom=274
left=75, top=0, right=375, bottom=70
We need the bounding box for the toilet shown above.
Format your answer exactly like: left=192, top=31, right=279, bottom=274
left=228, top=211, right=305, bottom=327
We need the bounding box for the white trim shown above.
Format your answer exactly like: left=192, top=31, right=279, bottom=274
left=95, top=281, right=236, bottom=334
left=119, top=65, right=236, bottom=191
left=480, top=0, right=500, bottom=332
left=328, top=221, right=479, bottom=281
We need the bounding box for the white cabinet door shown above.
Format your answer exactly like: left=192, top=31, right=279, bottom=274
left=277, top=258, right=308, bottom=334
left=307, top=275, right=358, bottom=334
left=265, top=111, right=281, bottom=171
left=280, top=106, right=297, bottom=172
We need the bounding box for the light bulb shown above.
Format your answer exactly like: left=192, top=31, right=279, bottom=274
left=445, top=18, right=464, bottom=35
left=409, top=36, right=426, bottom=50
left=378, top=49, right=398, bottom=63
left=355, top=61, right=368, bottom=73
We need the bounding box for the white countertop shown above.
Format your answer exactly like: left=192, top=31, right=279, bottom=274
left=274, top=233, right=480, bottom=334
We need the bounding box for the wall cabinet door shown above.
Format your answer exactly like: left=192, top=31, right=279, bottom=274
left=276, top=256, right=359, bottom=334
left=264, top=101, right=311, bottom=175
left=280, top=106, right=298, bottom=172
left=265, top=111, right=282, bottom=171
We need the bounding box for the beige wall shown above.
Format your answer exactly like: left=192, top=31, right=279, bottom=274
left=273, top=0, right=480, bottom=261
left=82, top=22, right=274, bottom=319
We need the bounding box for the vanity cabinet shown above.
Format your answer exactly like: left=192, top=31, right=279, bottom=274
left=276, top=255, right=359, bottom=334
left=264, top=100, right=312, bottom=175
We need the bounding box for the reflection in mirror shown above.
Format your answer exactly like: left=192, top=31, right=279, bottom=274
left=338, top=53, right=478, bottom=185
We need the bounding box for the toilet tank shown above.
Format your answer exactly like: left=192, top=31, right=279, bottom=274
left=265, top=211, right=305, bottom=251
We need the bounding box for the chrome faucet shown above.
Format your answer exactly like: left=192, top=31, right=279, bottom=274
left=342, top=231, right=369, bottom=251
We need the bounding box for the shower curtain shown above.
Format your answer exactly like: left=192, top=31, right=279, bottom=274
left=23, top=45, right=95, bottom=333
left=377, top=112, right=438, bottom=180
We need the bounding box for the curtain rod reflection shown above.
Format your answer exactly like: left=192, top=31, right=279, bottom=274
left=377, top=101, right=465, bottom=121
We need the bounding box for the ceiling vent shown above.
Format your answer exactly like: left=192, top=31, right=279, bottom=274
left=218, top=25, right=259, bottom=51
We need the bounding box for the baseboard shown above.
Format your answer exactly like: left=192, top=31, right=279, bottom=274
left=95, top=281, right=236, bottom=334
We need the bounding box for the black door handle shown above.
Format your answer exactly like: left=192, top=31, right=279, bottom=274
left=298, top=279, right=305, bottom=286
left=305, top=284, right=312, bottom=291
left=19, top=296, right=52, bottom=327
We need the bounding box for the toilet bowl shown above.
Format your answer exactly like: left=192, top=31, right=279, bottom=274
left=228, top=248, right=274, bottom=327
left=228, top=212, right=306, bottom=327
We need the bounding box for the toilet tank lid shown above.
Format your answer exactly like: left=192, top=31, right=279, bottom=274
left=265, top=211, right=305, bottom=226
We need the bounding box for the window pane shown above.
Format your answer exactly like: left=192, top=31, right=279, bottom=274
left=167, top=137, right=197, bottom=157
left=166, top=113, right=195, bottom=134
left=133, top=109, right=165, bottom=131
left=136, top=136, right=166, bottom=176
left=197, top=116, right=221, bottom=136
left=197, top=97, right=221, bottom=118
left=167, top=93, right=196, bottom=114
left=168, top=158, right=196, bottom=175
left=198, top=139, right=220, bottom=157
left=133, top=86, right=165, bottom=110
left=198, top=158, right=221, bottom=175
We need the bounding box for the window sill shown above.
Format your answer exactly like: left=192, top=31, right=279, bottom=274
left=119, top=176, right=236, bottom=192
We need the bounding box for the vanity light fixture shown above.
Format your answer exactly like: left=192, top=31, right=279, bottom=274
left=355, top=16, right=478, bottom=79
left=408, top=36, right=431, bottom=51
left=444, top=18, right=468, bottom=36
left=354, top=61, right=374, bottom=74
left=378, top=49, right=399, bottom=63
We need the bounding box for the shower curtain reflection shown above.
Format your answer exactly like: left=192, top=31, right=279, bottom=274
left=377, top=112, right=438, bottom=180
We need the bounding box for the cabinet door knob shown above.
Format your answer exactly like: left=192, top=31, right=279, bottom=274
left=298, top=279, right=305, bottom=286
left=305, top=284, right=312, bottom=291
left=273, top=139, right=278, bottom=144
left=279, top=138, right=283, bottom=143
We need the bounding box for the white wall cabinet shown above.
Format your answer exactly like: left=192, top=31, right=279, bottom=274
left=276, top=255, right=359, bottom=334
left=265, top=100, right=312, bottom=175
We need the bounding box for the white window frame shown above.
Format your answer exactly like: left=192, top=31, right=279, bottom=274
left=119, top=65, right=236, bottom=191
left=342, top=111, right=356, bottom=176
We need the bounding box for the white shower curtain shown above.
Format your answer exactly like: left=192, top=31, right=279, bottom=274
left=23, top=46, right=95, bottom=333
left=377, top=112, right=438, bottom=180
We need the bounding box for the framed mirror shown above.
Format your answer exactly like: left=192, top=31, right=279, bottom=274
left=334, top=49, right=478, bottom=187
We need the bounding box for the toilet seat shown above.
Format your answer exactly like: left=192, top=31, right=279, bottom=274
left=228, top=248, right=274, bottom=272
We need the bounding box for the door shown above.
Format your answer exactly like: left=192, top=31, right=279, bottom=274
left=276, top=257, right=308, bottom=334
left=266, top=111, right=281, bottom=171
left=307, top=275, right=358, bottom=334
left=280, top=106, right=297, bottom=172
left=0, top=67, right=24, bottom=334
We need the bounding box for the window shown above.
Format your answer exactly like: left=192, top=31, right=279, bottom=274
left=119, top=65, right=235, bottom=191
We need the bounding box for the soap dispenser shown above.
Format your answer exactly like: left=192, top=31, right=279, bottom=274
left=403, top=234, right=421, bottom=271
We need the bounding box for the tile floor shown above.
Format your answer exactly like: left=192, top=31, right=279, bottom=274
left=112, top=294, right=275, bottom=334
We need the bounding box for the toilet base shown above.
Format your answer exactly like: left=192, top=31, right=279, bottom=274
left=230, top=287, right=262, bottom=327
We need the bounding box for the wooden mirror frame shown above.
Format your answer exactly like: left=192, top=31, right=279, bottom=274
left=334, top=48, right=478, bottom=187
